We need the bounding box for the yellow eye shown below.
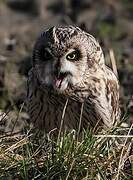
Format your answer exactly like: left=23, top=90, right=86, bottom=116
left=66, top=51, right=79, bottom=61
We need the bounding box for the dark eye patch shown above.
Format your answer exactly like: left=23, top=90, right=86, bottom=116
left=39, top=47, right=53, bottom=61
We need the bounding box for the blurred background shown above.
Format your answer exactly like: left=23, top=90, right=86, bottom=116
left=0, top=0, right=133, bottom=131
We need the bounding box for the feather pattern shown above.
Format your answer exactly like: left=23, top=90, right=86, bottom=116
left=27, top=26, right=120, bottom=133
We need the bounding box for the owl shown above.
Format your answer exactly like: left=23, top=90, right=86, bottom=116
left=27, top=25, right=120, bottom=134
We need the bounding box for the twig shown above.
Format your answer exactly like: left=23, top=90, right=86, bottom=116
left=77, top=102, right=84, bottom=137
left=116, top=123, right=133, bottom=180
left=57, top=99, right=68, bottom=143
left=94, top=135, right=133, bottom=138
left=65, top=159, right=76, bottom=180
left=109, top=49, right=118, bottom=78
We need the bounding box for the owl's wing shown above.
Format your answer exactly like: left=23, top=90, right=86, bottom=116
left=27, top=68, right=41, bottom=125
left=105, top=67, right=120, bottom=125
left=27, top=68, right=34, bottom=100
left=27, top=68, right=40, bottom=109
left=89, top=67, right=120, bottom=128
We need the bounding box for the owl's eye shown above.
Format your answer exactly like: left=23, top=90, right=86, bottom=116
left=40, top=48, right=52, bottom=60
left=44, top=49, right=52, bottom=59
left=66, top=50, right=79, bottom=61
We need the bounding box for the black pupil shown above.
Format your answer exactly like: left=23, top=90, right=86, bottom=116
left=69, top=53, right=75, bottom=58
left=67, top=51, right=77, bottom=60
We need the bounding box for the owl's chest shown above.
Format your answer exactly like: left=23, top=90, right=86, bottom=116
left=41, top=92, right=83, bottom=131
left=29, top=88, right=98, bottom=133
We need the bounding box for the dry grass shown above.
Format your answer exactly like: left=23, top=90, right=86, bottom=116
left=0, top=123, right=132, bottom=179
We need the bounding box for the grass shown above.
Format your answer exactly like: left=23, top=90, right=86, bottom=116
left=0, top=122, right=133, bottom=179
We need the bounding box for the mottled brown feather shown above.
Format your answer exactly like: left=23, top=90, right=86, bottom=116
left=27, top=26, right=120, bottom=134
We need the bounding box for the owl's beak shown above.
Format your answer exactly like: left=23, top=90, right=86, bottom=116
left=53, top=61, right=69, bottom=89
left=53, top=72, right=68, bottom=89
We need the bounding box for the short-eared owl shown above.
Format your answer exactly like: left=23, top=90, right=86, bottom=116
left=27, top=26, right=120, bottom=133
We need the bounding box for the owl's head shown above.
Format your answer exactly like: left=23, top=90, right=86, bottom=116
left=32, top=26, right=104, bottom=93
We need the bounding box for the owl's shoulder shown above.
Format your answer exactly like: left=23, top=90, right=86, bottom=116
left=105, top=66, right=119, bottom=91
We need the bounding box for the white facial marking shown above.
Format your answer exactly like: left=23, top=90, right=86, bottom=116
left=53, top=27, right=60, bottom=44
left=60, top=59, right=77, bottom=74
left=60, top=49, right=78, bottom=73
